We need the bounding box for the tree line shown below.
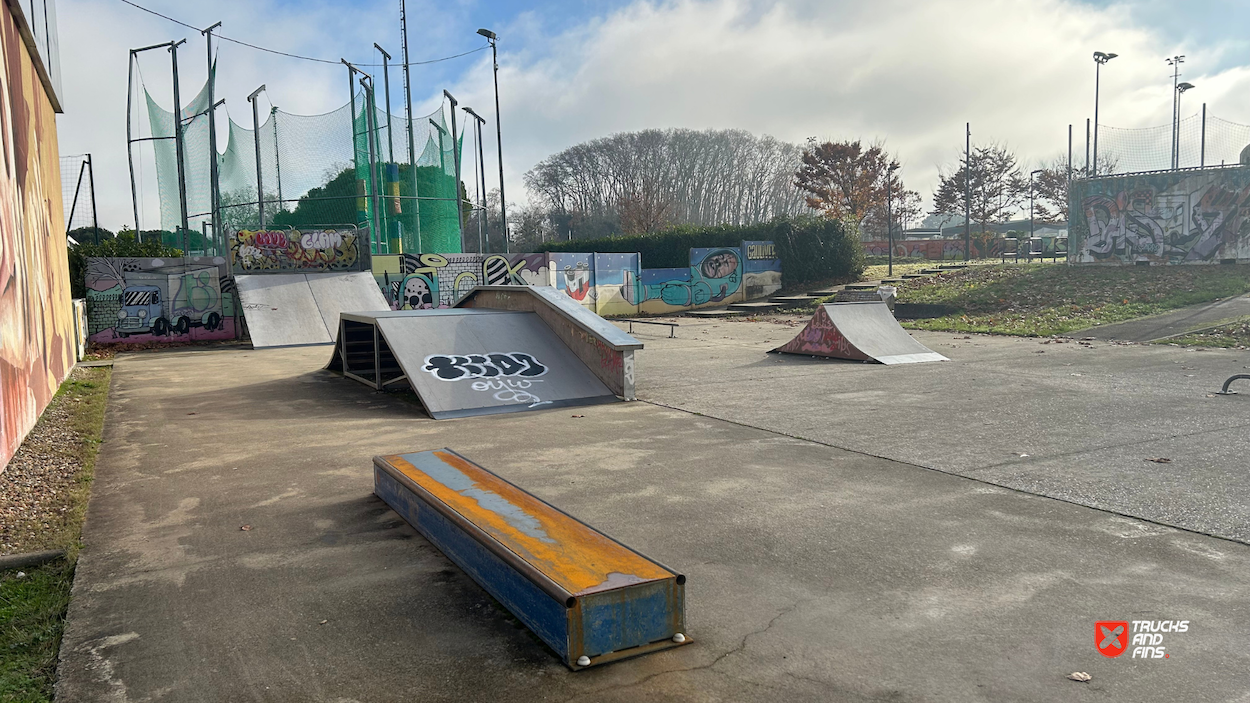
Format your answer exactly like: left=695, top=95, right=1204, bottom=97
left=516, top=127, right=1081, bottom=249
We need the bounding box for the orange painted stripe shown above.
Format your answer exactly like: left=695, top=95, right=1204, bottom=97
left=383, top=450, right=672, bottom=595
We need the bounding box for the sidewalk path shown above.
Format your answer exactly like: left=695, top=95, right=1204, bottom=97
left=1077, top=293, right=1250, bottom=342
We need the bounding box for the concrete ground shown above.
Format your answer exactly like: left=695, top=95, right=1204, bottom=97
left=1080, top=293, right=1250, bottom=342
left=57, top=331, right=1250, bottom=702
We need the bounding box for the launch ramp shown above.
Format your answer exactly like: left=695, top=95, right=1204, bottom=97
left=328, top=309, right=623, bottom=419
left=771, top=302, right=948, bottom=364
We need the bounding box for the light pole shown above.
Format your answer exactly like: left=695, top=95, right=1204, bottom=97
left=1092, top=51, right=1117, bottom=177
left=1176, top=81, right=1195, bottom=169
left=1167, top=55, right=1185, bottom=169
left=477, top=28, right=508, bottom=251
left=444, top=90, right=464, bottom=240
left=464, top=106, right=488, bottom=254
left=247, top=84, right=267, bottom=229
left=1029, top=169, right=1042, bottom=243
left=886, top=162, right=898, bottom=277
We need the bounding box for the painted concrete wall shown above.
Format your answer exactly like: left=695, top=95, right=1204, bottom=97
left=371, top=243, right=782, bottom=316
left=1069, top=167, right=1250, bottom=264
left=228, top=227, right=370, bottom=273
left=0, top=2, right=74, bottom=469
left=84, top=257, right=237, bottom=344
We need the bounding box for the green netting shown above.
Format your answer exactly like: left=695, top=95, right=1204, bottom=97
left=141, top=71, right=464, bottom=255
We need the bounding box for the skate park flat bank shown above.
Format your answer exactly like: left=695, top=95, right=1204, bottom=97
left=57, top=319, right=1250, bottom=702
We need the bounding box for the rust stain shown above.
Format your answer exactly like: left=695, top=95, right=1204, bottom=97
left=384, top=450, right=671, bottom=595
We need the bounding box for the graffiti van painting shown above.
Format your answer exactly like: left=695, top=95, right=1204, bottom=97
left=115, top=266, right=224, bottom=337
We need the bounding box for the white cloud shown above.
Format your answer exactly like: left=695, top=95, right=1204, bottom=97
left=53, top=0, right=1250, bottom=231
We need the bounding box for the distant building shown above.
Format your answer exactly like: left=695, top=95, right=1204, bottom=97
left=941, top=219, right=1068, bottom=238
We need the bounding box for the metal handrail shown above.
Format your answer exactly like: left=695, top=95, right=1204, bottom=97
left=618, top=318, right=678, bottom=338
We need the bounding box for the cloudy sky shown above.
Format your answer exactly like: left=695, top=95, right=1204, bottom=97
left=54, top=0, right=1250, bottom=231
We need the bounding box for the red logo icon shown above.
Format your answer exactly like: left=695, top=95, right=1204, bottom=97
left=1096, top=621, right=1129, bottom=657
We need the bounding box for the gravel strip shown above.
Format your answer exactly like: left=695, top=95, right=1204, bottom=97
left=0, top=366, right=107, bottom=556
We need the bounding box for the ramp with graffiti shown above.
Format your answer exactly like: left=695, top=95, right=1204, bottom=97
left=237, top=271, right=389, bottom=348
left=771, top=302, right=948, bottom=365
left=327, top=310, right=625, bottom=419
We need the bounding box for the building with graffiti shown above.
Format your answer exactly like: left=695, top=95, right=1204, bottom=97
left=1069, top=166, right=1250, bottom=264
left=228, top=227, right=368, bottom=272
left=0, top=0, right=74, bottom=469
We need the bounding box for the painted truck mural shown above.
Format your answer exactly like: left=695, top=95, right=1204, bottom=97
left=85, top=257, right=237, bottom=343
left=370, top=243, right=781, bottom=316
left=0, top=1, right=76, bottom=469
left=1069, top=166, right=1250, bottom=264
left=228, top=227, right=368, bottom=273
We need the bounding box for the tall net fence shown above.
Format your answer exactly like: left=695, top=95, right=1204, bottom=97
left=1097, top=111, right=1250, bottom=174
left=139, top=72, right=464, bottom=255
left=59, top=154, right=97, bottom=236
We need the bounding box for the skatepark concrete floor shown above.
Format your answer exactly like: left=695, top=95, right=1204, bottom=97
left=57, top=328, right=1250, bottom=702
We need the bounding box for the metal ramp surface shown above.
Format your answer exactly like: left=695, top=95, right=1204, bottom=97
left=771, top=302, right=948, bottom=364
left=237, top=272, right=389, bottom=348
left=329, top=309, right=621, bottom=419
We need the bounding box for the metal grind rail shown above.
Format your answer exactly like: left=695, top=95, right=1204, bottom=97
left=616, top=318, right=679, bottom=338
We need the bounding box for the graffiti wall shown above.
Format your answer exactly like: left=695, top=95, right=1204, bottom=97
left=372, top=252, right=551, bottom=310
left=743, top=240, right=783, bottom=299
left=1070, top=167, right=1250, bottom=264
left=0, top=3, right=75, bottom=468
left=371, top=242, right=780, bottom=316
left=85, top=257, right=237, bottom=343
left=228, top=227, right=369, bottom=273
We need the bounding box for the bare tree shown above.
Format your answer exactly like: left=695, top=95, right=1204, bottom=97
left=524, top=128, right=809, bottom=237
left=931, top=143, right=1027, bottom=233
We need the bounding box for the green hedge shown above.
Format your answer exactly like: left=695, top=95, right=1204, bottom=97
left=535, top=216, right=864, bottom=285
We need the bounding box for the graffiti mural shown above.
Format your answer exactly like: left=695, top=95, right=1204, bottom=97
left=743, top=240, right=782, bottom=299
left=0, top=5, right=76, bottom=469
left=372, top=253, right=553, bottom=310
left=228, top=227, right=367, bottom=272
left=637, top=246, right=745, bottom=314
left=592, top=253, right=640, bottom=316
left=371, top=244, right=778, bottom=316
left=1070, top=168, right=1250, bottom=264
left=421, top=352, right=552, bottom=408
left=85, top=257, right=237, bottom=343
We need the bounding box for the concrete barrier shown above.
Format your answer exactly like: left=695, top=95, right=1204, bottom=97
left=373, top=449, right=690, bottom=668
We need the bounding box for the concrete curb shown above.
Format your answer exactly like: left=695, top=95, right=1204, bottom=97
left=0, top=549, right=65, bottom=570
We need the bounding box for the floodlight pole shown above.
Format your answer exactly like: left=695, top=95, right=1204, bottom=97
left=1201, top=102, right=1207, bottom=167
left=964, top=122, right=970, bottom=262
left=886, top=162, right=898, bottom=276
left=1092, top=51, right=1117, bottom=177
left=87, top=154, right=99, bottom=240
left=169, top=38, right=190, bottom=248
left=400, top=1, right=421, bottom=251
left=1167, top=55, right=1184, bottom=170
left=203, top=22, right=221, bottom=248
left=1175, top=82, right=1195, bottom=169
left=248, top=84, right=267, bottom=229
left=271, top=106, right=282, bottom=212
left=465, top=107, right=487, bottom=253
left=375, top=44, right=394, bottom=163
left=444, top=90, right=464, bottom=241
left=478, top=28, right=507, bottom=251
left=1029, top=169, right=1042, bottom=242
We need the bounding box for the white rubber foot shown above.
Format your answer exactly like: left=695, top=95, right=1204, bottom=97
left=576, top=656, right=591, bottom=666
left=672, top=632, right=686, bottom=643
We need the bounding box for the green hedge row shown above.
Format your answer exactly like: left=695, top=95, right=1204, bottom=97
left=534, top=216, right=864, bottom=285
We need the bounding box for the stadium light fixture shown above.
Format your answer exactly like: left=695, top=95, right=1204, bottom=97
left=1091, top=51, right=1117, bottom=177
left=477, top=27, right=507, bottom=250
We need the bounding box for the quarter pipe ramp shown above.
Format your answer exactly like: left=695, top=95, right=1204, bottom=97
left=236, top=272, right=390, bottom=348
left=771, top=302, right=948, bottom=364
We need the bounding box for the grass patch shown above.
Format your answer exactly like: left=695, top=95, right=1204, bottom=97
left=896, top=264, right=1250, bottom=337
left=0, top=366, right=111, bottom=701
left=1163, top=317, right=1250, bottom=349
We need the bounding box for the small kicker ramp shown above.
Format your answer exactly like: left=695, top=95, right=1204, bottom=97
left=329, top=309, right=622, bottom=419
left=237, top=272, right=389, bottom=348
left=771, top=301, right=948, bottom=364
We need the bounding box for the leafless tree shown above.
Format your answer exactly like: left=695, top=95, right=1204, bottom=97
left=524, top=128, right=810, bottom=237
